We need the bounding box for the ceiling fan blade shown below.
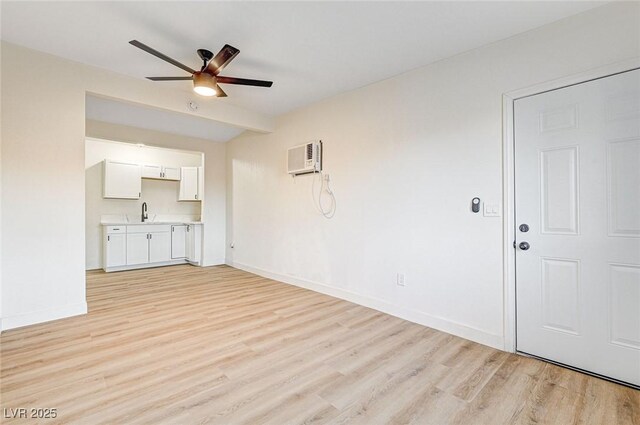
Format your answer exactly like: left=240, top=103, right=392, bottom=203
left=205, top=44, right=240, bottom=75
left=216, top=85, right=228, bottom=98
left=216, top=76, right=273, bottom=87
left=130, top=40, right=196, bottom=74
left=146, top=77, right=193, bottom=81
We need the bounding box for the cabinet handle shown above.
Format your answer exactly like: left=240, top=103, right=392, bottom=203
left=195, top=194, right=198, bottom=200
left=107, top=235, right=110, bottom=242
left=150, top=233, right=152, bottom=239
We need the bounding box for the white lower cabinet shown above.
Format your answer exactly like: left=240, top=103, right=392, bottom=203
left=186, top=224, right=202, bottom=264
left=171, top=225, right=187, bottom=259
left=126, top=232, right=150, bottom=265
left=149, top=231, right=171, bottom=263
left=104, top=227, right=126, bottom=268
left=103, top=223, right=202, bottom=272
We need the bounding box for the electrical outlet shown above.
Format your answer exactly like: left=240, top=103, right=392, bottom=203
left=397, top=273, right=405, bottom=286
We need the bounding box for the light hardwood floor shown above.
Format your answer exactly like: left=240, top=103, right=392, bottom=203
left=1, top=265, right=638, bottom=424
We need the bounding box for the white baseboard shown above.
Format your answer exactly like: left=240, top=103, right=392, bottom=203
left=1, top=302, right=88, bottom=332
left=227, top=261, right=504, bottom=350
left=202, top=258, right=226, bottom=267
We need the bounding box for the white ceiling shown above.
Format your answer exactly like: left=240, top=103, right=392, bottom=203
left=2, top=1, right=605, bottom=118
left=86, top=95, right=244, bottom=143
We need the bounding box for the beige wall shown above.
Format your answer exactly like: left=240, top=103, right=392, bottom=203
left=0, top=42, right=248, bottom=330
left=226, top=2, right=640, bottom=349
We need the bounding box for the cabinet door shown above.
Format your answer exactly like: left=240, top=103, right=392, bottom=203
left=104, top=160, right=141, bottom=199
left=179, top=167, right=199, bottom=201
left=191, top=224, right=202, bottom=263
left=105, top=233, right=126, bottom=267
left=186, top=224, right=202, bottom=263
left=126, top=233, right=149, bottom=265
left=186, top=225, right=193, bottom=261
left=163, top=167, right=181, bottom=181
left=149, top=231, right=171, bottom=263
left=142, top=164, right=162, bottom=179
left=171, top=225, right=187, bottom=259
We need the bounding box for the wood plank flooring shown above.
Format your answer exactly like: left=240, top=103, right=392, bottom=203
left=1, top=265, right=638, bottom=424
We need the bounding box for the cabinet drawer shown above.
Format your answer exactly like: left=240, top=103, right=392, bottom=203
left=127, top=224, right=171, bottom=234
left=106, top=226, right=126, bottom=234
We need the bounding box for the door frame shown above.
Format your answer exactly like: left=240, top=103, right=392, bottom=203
left=501, top=58, right=640, bottom=353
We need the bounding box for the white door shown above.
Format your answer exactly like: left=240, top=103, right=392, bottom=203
left=171, top=225, right=187, bottom=259
left=103, top=160, right=141, bottom=199
left=126, top=233, right=149, bottom=265
left=515, top=69, right=640, bottom=387
left=105, top=233, right=126, bottom=267
left=149, top=231, right=171, bottom=263
left=179, top=167, right=199, bottom=201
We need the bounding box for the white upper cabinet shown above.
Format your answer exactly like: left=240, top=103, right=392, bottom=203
left=142, top=164, right=181, bottom=181
left=141, top=164, right=162, bottom=179
left=179, top=166, right=201, bottom=201
left=103, top=160, right=141, bottom=199
left=163, top=166, right=181, bottom=181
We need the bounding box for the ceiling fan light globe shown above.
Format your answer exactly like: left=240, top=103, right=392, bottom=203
left=193, top=86, right=217, bottom=96
left=193, top=72, right=218, bottom=97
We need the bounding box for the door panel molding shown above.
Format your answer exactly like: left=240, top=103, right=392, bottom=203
left=607, top=137, right=640, bottom=237
left=540, top=257, right=581, bottom=335
left=539, top=146, right=580, bottom=235
left=608, top=262, right=640, bottom=350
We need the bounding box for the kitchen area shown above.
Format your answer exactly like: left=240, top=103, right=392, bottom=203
left=85, top=137, right=206, bottom=272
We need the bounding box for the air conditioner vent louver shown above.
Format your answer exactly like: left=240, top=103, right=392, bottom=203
left=287, top=141, right=322, bottom=175
left=306, top=143, right=313, bottom=160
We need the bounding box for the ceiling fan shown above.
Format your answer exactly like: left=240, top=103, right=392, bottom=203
left=129, top=40, right=273, bottom=98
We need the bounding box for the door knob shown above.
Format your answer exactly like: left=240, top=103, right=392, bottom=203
left=519, top=241, right=530, bottom=251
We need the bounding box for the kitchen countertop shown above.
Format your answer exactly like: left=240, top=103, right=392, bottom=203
left=101, top=221, right=204, bottom=225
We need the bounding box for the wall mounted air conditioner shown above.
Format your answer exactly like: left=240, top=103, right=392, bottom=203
left=287, top=141, right=322, bottom=176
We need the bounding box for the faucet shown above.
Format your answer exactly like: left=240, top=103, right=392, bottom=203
left=141, top=202, right=148, bottom=222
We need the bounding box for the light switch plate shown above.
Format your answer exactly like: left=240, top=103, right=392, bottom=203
left=483, top=202, right=501, bottom=217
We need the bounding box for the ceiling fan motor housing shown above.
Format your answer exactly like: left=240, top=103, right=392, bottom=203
left=197, top=49, right=214, bottom=65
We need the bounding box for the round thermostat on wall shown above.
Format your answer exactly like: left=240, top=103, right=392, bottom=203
left=188, top=101, right=199, bottom=111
